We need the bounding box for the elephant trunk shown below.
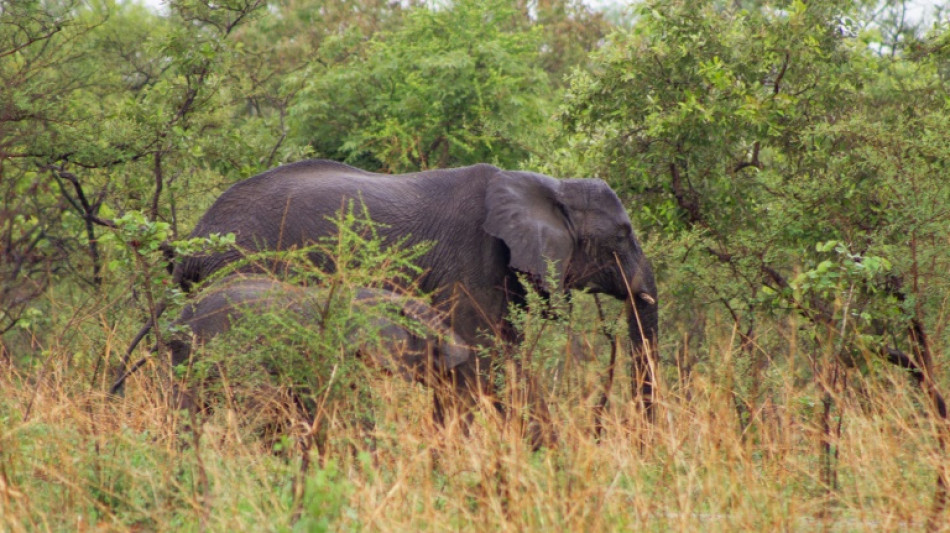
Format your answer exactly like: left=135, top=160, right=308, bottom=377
left=623, top=257, right=658, bottom=346
left=625, top=259, right=658, bottom=419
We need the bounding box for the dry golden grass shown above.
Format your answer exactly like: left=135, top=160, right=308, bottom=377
left=1, top=304, right=947, bottom=532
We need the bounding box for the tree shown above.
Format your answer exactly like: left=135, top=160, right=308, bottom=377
left=0, top=0, right=272, bottom=339
left=225, top=0, right=416, bottom=171
left=289, top=0, right=554, bottom=172
left=514, top=0, right=614, bottom=85
left=1, top=0, right=98, bottom=335
left=560, top=0, right=949, bottom=518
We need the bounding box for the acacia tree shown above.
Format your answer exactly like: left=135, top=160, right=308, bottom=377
left=0, top=0, right=96, bottom=336
left=0, top=0, right=274, bottom=344
left=513, top=0, right=613, bottom=84
left=289, top=0, right=554, bottom=172
left=564, top=0, right=949, bottom=376
left=226, top=0, right=417, bottom=171
left=560, top=0, right=949, bottom=519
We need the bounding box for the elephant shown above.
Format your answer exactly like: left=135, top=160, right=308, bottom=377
left=166, top=275, right=472, bottom=386
left=171, top=160, right=659, bottom=433
left=146, top=275, right=474, bottom=450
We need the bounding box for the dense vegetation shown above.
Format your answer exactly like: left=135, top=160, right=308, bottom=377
left=2, top=0, right=949, bottom=529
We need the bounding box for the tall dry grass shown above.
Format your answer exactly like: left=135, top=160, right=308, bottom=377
left=1, top=293, right=947, bottom=532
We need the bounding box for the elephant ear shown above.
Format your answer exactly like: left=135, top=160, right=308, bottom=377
left=483, top=172, right=574, bottom=291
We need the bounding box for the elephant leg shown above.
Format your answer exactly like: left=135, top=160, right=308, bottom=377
left=631, top=348, right=656, bottom=422
left=522, top=376, right=557, bottom=449
left=430, top=365, right=479, bottom=439
left=165, top=337, right=199, bottom=412
left=506, top=359, right=557, bottom=450
left=429, top=354, right=556, bottom=450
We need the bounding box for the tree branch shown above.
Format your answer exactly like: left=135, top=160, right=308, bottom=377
left=733, top=141, right=762, bottom=173
left=150, top=152, right=163, bottom=221
left=669, top=162, right=703, bottom=225
left=47, top=167, right=114, bottom=286
left=772, top=51, right=790, bottom=96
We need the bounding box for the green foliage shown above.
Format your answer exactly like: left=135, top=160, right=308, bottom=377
left=0, top=1, right=96, bottom=332
left=560, top=0, right=950, bottom=376
left=292, top=460, right=354, bottom=532
left=0, top=0, right=278, bottom=337
left=103, top=211, right=237, bottom=329
left=289, top=0, right=554, bottom=172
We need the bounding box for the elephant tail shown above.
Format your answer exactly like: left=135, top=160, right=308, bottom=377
left=159, top=240, right=176, bottom=275
left=172, top=256, right=199, bottom=293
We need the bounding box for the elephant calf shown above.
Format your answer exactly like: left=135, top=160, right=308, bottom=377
left=166, top=275, right=473, bottom=397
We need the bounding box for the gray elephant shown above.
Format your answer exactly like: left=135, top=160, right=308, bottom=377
left=173, top=160, right=658, bottom=425
left=167, top=276, right=472, bottom=385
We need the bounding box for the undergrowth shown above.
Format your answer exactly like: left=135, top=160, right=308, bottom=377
left=1, top=291, right=947, bottom=531
left=1, top=210, right=946, bottom=532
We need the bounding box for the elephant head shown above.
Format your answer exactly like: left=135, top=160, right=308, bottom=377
left=482, top=171, right=659, bottom=356
left=483, top=171, right=658, bottom=418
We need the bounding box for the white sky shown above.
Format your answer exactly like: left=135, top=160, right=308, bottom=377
left=135, top=0, right=944, bottom=27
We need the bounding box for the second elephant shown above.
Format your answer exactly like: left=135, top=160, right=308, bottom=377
left=167, top=276, right=473, bottom=391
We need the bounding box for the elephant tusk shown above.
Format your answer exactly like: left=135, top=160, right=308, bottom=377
left=638, top=293, right=656, bottom=305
